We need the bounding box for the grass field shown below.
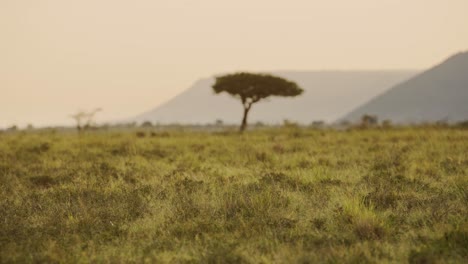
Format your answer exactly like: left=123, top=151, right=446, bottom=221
left=0, top=127, right=467, bottom=263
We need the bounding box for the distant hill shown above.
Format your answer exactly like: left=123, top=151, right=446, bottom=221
left=132, top=71, right=416, bottom=125
left=341, top=52, right=468, bottom=124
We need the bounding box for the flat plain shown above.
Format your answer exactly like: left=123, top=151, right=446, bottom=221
left=0, top=127, right=467, bottom=263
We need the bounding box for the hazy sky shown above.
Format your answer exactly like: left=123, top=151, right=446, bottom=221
left=1, top=0, right=467, bottom=127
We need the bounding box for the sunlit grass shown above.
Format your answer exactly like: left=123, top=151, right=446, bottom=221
left=0, top=127, right=467, bottom=263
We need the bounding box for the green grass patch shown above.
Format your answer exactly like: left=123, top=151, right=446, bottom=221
left=0, top=127, right=467, bottom=263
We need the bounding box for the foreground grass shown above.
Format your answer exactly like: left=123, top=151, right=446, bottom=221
left=0, top=127, right=467, bottom=263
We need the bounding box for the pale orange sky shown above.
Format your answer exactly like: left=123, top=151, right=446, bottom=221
left=1, top=0, right=467, bottom=127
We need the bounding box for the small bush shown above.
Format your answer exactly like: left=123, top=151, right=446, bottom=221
left=136, top=131, right=146, bottom=138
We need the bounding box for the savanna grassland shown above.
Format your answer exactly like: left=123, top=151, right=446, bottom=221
left=0, top=127, right=467, bottom=263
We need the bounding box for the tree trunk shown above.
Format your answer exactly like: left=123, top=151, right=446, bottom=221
left=240, top=106, right=251, bottom=132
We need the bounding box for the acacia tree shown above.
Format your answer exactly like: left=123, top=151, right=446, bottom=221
left=212, top=72, right=303, bottom=132
left=70, top=108, right=102, bottom=131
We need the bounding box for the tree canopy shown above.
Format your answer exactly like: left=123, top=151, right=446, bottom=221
left=212, top=72, right=303, bottom=104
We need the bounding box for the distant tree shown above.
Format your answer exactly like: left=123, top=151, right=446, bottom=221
left=339, top=120, right=351, bottom=127
left=254, top=121, right=265, bottom=127
left=215, top=119, right=224, bottom=126
left=361, top=114, right=378, bottom=127
left=283, top=119, right=299, bottom=128
left=141, top=121, right=153, bottom=127
left=382, top=119, right=392, bottom=128
left=70, top=108, right=102, bottom=131
left=212, top=72, right=303, bottom=132
left=7, top=125, right=18, bottom=132
left=310, top=120, right=325, bottom=128
left=84, top=108, right=102, bottom=129
left=128, top=122, right=137, bottom=128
